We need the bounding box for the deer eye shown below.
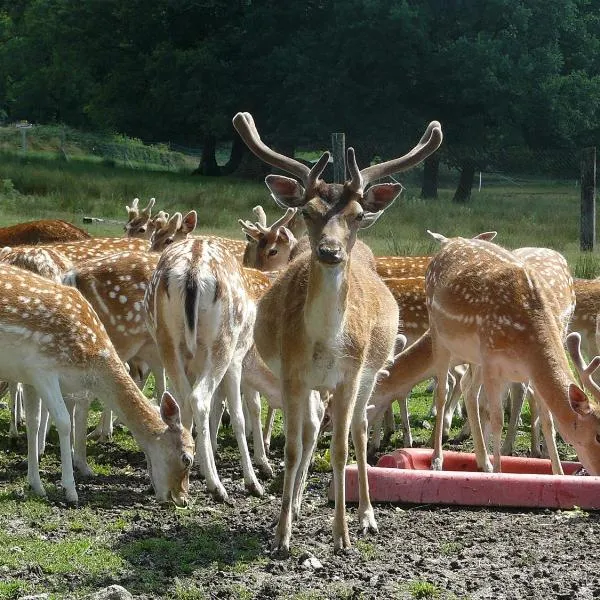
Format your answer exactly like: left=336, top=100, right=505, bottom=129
left=355, top=212, right=365, bottom=221
left=139, top=226, right=146, bottom=233
left=164, top=238, right=174, bottom=245
left=268, top=248, right=278, bottom=257
left=182, top=453, right=193, bottom=468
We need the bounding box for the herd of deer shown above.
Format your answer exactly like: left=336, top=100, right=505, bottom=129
left=2, top=112, right=600, bottom=557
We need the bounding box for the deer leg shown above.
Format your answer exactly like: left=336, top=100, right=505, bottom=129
left=529, top=392, right=542, bottom=458
left=330, top=381, right=358, bottom=552
left=23, top=385, right=45, bottom=497
left=38, top=402, right=50, bottom=456
left=263, top=406, right=276, bottom=455
left=291, top=391, right=323, bottom=520
left=209, top=384, right=227, bottom=452
left=71, top=394, right=95, bottom=477
left=242, top=384, right=272, bottom=479
left=442, top=372, right=463, bottom=439
left=397, top=392, right=413, bottom=448
left=220, top=362, right=263, bottom=497
left=8, top=382, right=21, bottom=439
left=35, top=376, right=78, bottom=503
left=502, top=382, right=526, bottom=456
left=462, top=366, right=493, bottom=472
left=273, top=384, right=311, bottom=557
left=533, top=393, right=563, bottom=475
left=352, top=375, right=380, bottom=537
left=430, top=344, right=451, bottom=471
left=481, top=369, right=507, bottom=473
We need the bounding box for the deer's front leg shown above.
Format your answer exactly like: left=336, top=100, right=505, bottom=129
left=329, top=382, right=357, bottom=553
left=352, top=374, right=379, bottom=536
left=272, top=383, right=311, bottom=557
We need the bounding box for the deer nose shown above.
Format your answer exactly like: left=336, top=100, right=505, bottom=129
left=317, top=242, right=343, bottom=264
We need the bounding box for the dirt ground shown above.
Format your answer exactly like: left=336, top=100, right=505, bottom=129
left=5, top=430, right=600, bottom=600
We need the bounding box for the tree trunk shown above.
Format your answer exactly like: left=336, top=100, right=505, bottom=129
left=193, top=134, right=220, bottom=176
left=452, top=159, right=475, bottom=203
left=221, top=135, right=246, bottom=176
left=420, top=154, right=440, bottom=199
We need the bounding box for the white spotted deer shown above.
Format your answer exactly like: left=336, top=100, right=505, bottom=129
left=233, top=111, right=443, bottom=554
left=422, top=234, right=600, bottom=475
left=0, top=263, right=194, bottom=504
left=145, top=237, right=273, bottom=501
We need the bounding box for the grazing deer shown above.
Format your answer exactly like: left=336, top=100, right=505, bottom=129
left=422, top=234, right=600, bottom=475
left=233, top=111, right=442, bottom=554
left=0, top=263, right=194, bottom=504
left=0, top=219, right=90, bottom=245
left=0, top=246, right=74, bottom=442
left=145, top=237, right=273, bottom=500
left=62, top=250, right=165, bottom=445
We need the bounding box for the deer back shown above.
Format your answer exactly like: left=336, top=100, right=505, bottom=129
left=0, top=219, right=90, bottom=245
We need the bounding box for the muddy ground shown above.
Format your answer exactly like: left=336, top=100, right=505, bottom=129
left=2, top=423, right=600, bottom=600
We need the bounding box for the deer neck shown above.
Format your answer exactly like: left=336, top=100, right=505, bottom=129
left=376, top=331, right=436, bottom=403
left=91, top=358, right=165, bottom=446
left=529, top=341, right=580, bottom=431
left=304, top=256, right=350, bottom=345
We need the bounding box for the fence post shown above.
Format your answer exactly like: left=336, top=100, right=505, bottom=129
left=332, top=133, right=345, bottom=184
left=580, top=146, right=596, bottom=251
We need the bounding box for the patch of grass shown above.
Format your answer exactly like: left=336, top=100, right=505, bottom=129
left=440, top=541, right=463, bottom=555
left=409, top=580, right=442, bottom=599
left=169, top=578, right=208, bottom=600
left=0, top=580, right=33, bottom=600
left=355, top=539, right=378, bottom=560
left=0, top=532, right=123, bottom=575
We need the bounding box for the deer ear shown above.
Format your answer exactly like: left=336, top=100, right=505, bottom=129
left=276, top=226, right=295, bottom=244
left=181, top=210, right=197, bottom=234
left=359, top=211, right=384, bottom=229
left=265, top=175, right=306, bottom=208
left=160, top=391, right=183, bottom=430
left=167, top=212, right=183, bottom=233
left=569, top=384, right=593, bottom=416
left=362, top=183, right=403, bottom=212
left=473, top=231, right=497, bottom=241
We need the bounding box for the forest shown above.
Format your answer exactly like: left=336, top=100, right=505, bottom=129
left=1, top=0, right=600, bottom=199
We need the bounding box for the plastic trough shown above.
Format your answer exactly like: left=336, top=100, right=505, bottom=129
left=332, top=448, right=600, bottom=509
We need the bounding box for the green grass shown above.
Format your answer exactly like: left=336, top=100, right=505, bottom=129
left=0, top=134, right=598, bottom=278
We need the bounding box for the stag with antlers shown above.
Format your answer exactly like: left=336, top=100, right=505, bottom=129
left=233, top=112, right=442, bottom=554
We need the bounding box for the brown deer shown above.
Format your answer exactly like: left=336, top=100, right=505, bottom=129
left=0, top=219, right=90, bottom=245
left=233, top=111, right=442, bottom=554
left=0, top=263, right=194, bottom=504
left=421, top=234, right=600, bottom=474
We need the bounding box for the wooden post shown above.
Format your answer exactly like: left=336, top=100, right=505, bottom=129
left=332, top=133, right=345, bottom=184
left=581, top=147, right=596, bottom=251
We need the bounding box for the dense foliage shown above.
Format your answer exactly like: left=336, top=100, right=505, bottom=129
left=1, top=0, right=600, bottom=188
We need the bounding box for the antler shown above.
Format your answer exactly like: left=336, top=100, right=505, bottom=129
left=566, top=331, right=600, bottom=403
left=232, top=112, right=329, bottom=193
left=141, top=197, right=156, bottom=217
left=126, top=198, right=140, bottom=220
left=239, top=219, right=262, bottom=241
left=252, top=205, right=267, bottom=227
left=355, top=121, right=443, bottom=188
left=239, top=207, right=298, bottom=241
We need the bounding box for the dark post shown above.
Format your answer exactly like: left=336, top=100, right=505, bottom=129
left=332, top=133, right=345, bottom=184
left=581, top=147, right=596, bottom=251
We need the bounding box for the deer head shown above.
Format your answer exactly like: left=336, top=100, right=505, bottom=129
left=149, top=211, right=197, bottom=252
left=239, top=207, right=298, bottom=270
left=125, top=197, right=156, bottom=238
left=233, top=112, right=443, bottom=267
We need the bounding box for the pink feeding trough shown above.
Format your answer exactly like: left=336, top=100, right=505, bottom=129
left=332, top=448, right=600, bottom=510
